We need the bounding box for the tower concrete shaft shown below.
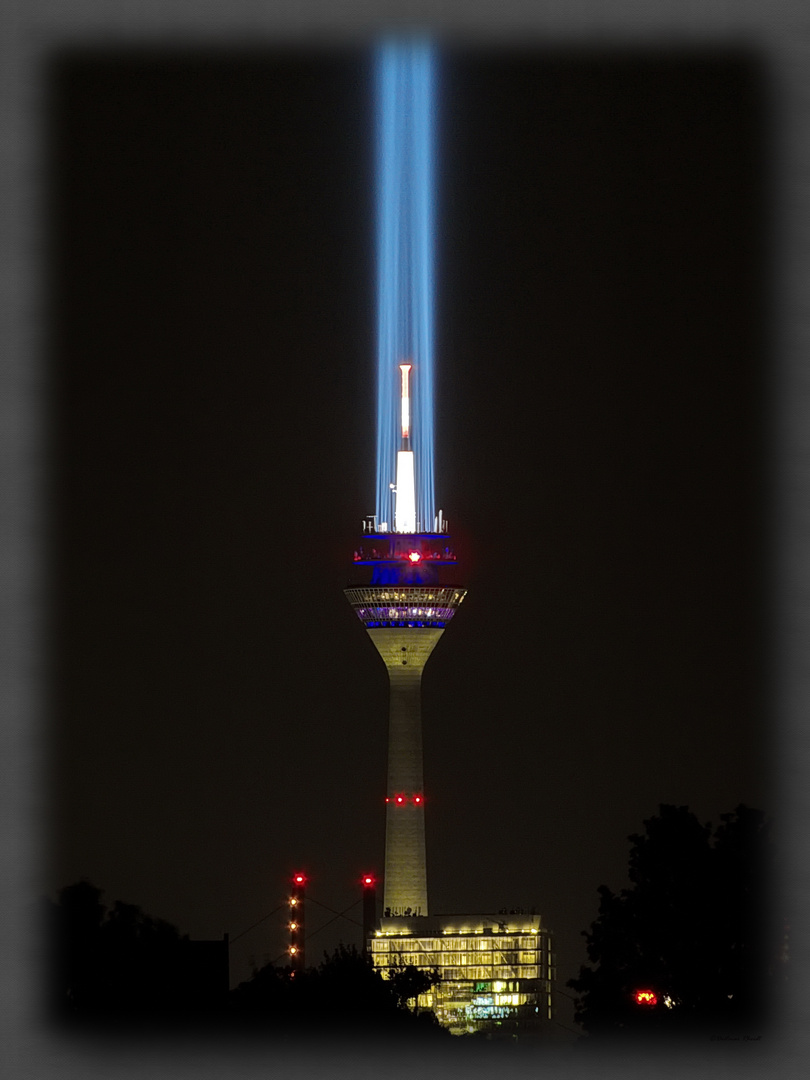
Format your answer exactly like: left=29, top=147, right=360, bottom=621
left=367, top=627, right=443, bottom=916
left=345, top=580, right=466, bottom=920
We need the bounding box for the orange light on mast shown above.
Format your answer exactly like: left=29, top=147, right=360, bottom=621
left=399, top=363, right=412, bottom=439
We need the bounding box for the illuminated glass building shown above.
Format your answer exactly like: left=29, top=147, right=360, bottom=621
left=370, top=914, right=554, bottom=1037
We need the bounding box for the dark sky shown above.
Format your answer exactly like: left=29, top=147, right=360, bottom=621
left=47, top=45, right=771, bottom=1034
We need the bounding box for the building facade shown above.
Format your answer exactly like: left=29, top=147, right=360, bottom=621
left=370, top=913, right=554, bottom=1036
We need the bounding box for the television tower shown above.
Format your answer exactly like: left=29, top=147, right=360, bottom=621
left=345, top=46, right=554, bottom=1036
left=345, top=366, right=466, bottom=917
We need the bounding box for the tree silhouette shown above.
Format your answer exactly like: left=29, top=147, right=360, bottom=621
left=49, top=879, right=199, bottom=1023
left=230, top=945, right=446, bottom=1035
left=568, top=804, right=779, bottom=1037
left=51, top=879, right=108, bottom=1016
left=386, top=952, right=441, bottom=1012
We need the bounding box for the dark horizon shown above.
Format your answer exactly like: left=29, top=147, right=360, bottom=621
left=46, top=44, right=772, bottom=1037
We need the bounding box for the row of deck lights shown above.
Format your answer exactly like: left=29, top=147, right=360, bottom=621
left=376, top=926, right=540, bottom=935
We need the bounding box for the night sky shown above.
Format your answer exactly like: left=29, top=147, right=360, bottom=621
left=47, top=45, right=770, bottom=1036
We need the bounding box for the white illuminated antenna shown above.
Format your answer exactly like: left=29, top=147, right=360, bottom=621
left=395, top=362, right=416, bottom=533
left=400, top=362, right=412, bottom=442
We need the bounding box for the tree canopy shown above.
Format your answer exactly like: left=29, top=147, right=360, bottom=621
left=49, top=883, right=447, bottom=1037
left=230, top=944, right=446, bottom=1036
left=49, top=879, right=197, bottom=1022
left=568, top=804, right=781, bottom=1037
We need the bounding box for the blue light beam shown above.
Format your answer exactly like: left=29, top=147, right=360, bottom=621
left=375, top=40, right=436, bottom=533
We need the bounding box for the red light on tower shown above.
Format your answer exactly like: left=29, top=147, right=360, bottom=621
left=413, top=794, right=423, bottom=804
left=293, top=873, right=306, bottom=885
left=633, top=989, right=658, bottom=1006
left=361, top=871, right=377, bottom=957
left=395, top=794, right=405, bottom=805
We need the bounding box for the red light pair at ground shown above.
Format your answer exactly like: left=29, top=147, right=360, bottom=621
left=633, top=989, right=658, bottom=1006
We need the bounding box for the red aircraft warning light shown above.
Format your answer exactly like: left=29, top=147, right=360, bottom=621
left=361, top=872, right=377, bottom=959
left=633, top=990, right=658, bottom=1006
left=293, top=873, right=306, bottom=885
